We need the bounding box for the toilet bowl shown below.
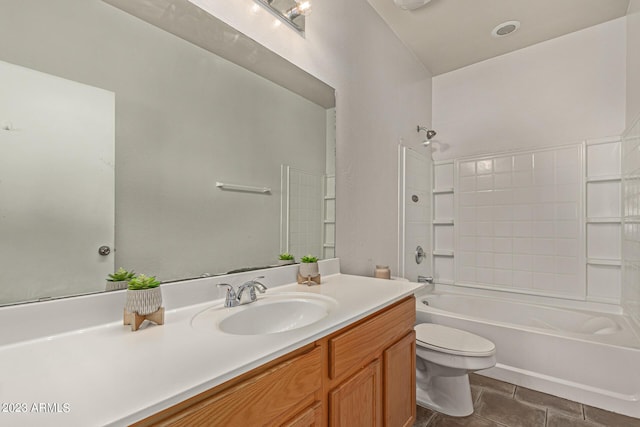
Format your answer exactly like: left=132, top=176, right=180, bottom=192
left=415, top=323, right=496, bottom=417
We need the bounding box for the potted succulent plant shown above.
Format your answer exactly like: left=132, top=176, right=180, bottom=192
left=106, top=267, right=135, bottom=291
left=278, top=253, right=295, bottom=265
left=298, top=255, right=319, bottom=278
left=124, top=274, right=162, bottom=316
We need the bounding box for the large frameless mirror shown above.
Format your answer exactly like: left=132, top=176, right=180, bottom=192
left=0, top=0, right=335, bottom=306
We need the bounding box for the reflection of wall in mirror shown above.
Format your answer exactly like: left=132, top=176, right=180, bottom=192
left=0, top=60, right=115, bottom=305
left=281, top=108, right=336, bottom=261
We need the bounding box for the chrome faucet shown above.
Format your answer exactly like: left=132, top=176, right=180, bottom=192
left=217, top=276, right=268, bottom=308
left=237, top=276, right=268, bottom=304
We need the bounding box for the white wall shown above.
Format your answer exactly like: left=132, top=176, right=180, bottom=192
left=189, top=0, right=433, bottom=276
left=628, top=0, right=640, bottom=125
left=432, top=18, right=626, bottom=161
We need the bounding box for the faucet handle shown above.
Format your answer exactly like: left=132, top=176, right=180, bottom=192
left=217, top=283, right=238, bottom=307
left=217, top=283, right=235, bottom=293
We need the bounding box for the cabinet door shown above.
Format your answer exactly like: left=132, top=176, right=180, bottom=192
left=329, top=359, right=382, bottom=427
left=383, top=331, right=416, bottom=427
left=281, top=402, right=322, bottom=427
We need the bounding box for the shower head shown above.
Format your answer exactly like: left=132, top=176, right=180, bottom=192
left=417, top=126, right=436, bottom=145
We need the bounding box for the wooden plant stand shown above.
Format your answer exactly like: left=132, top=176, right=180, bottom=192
left=124, top=307, right=165, bottom=331
left=297, top=273, right=321, bottom=286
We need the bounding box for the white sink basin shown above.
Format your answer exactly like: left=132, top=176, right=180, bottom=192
left=191, top=292, right=338, bottom=335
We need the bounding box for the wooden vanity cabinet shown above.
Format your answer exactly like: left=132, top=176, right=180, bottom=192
left=324, top=296, right=416, bottom=427
left=135, top=296, right=415, bottom=427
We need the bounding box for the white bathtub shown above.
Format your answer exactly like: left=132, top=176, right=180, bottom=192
left=415, top=291, right=640, bottom=418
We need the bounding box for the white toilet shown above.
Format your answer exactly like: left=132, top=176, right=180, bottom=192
left=414, top=323, right=496, bottom=417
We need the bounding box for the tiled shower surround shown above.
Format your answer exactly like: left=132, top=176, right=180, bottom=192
left=623, top=117, right=640, bottom=327
left=433, top=138, right=624, bottom=306
left=286, top=167, right=324, bottom=257
left=456, top=146, right=584, bottom=299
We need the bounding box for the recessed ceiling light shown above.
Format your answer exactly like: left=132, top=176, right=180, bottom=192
left=491, top=20, right=520, bottom=38
left=394, top=0, right=432, bottom=11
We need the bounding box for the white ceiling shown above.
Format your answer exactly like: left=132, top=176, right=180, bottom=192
left=366, top=0, right=630, bottom=75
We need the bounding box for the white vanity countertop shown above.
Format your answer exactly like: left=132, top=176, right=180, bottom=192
left=0, top=274, right=422, bottom=426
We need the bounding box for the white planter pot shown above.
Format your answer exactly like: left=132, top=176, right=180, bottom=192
left=299, top=262, right=319, bottom=277
left=105, top=280, right=128, bottom=291
left=125, top=288, right=162, bottom=315
left=278, top=259, right=294, bottom=266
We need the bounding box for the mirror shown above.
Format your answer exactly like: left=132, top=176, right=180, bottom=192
left=0, top=0, right=335, bottom=306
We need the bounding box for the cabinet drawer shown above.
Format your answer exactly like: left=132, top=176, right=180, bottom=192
left=329, top=297, right=415, bottom=380
left=281, top=402, right=322, bottom=427
left=161, top=346, right=322, bottom=426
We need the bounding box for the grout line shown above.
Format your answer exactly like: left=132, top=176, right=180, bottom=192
left=478, top=413, right=510, bottom=427
left=425, top=411, right=437, bottom=427
left=544, top=408, right=548, bottom=427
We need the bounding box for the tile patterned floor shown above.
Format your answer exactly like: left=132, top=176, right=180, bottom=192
left=413, top=374, right=640, bottom=427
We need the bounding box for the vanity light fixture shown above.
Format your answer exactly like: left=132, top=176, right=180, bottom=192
left=286, top=0, right=311, bottom=20
left=254, top=0, right=311, bottom=34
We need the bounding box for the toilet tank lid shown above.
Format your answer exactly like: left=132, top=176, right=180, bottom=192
left=415, top=323, right=495, bottom=356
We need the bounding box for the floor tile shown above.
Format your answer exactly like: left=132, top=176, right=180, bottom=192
left=414, top=405, right=436, bottom=426
left=475, top=390, right=546, bottom=427
left=584, top=405, right=640, bottom=427
left=427, top=413, right=506, bottom=427
left=470, top=373, right=516, bottom=396
left=547, top=411, right=601, bottom=427
left=514, top=386, right=582, bottom=417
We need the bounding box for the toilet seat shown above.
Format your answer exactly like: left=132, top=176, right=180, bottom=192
left=415, top=324, right=495, bottom=357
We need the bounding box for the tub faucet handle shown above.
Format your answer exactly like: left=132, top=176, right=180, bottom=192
left=418, top=275, right=434, bottom=284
